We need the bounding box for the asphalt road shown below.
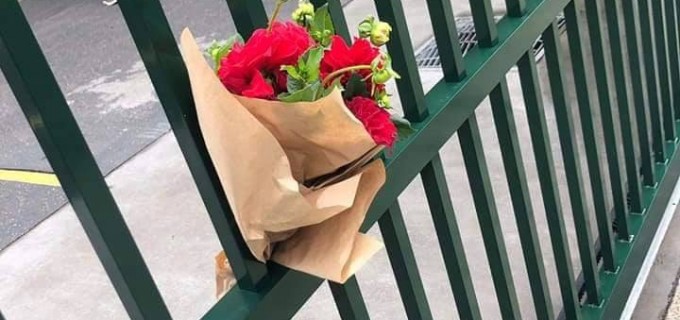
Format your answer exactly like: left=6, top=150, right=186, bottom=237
left=0, top=0, right=284, bottom=249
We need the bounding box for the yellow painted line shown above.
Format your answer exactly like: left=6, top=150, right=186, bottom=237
left=0, top=169, right=60, bottom=187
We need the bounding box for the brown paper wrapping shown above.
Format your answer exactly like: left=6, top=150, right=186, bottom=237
left=271, top=160, right=384, bottom=283
left=180, top=29, right=384, bottom=293
left=234, top=90, right=376, bottom=182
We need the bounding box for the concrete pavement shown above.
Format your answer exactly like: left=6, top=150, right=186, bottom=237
left=0, top=0, right=289, bottom=249
left=632, top=211, right=680, bottom=320
left=1, top=0, right=677, bottom=319
left=0, top=61, right=581, bottom=320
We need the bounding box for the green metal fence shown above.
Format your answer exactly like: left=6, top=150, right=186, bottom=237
left=1, top=0, right=679, bottom=318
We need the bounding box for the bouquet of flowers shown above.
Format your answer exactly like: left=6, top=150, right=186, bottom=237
left=180, top=0, right=412, bottom=294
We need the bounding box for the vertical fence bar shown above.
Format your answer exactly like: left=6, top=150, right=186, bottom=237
left=379, top=204, right=433, bottom=320
left=469, top=0, right=498, bottom=47
left=223, top=0, right=268, bottom=38
left=377, top=1, right=485, bottom=318
left=504, top=0, right=526, bottom=17
left=516, top=51, right=583, bottom=318
left=583, top=0, right=632, bottom=240
left=602, top=0, right=644, bottom=213
left=374, top=0, right=428, bottom=121
left=564, top=0, right=618, bottom=273
left=675, top=0, right=680, bottom=119
left=310, top=1, right=370, bottom=317
left=373, top=2, right=438, bottom=318
left=419, top=3, right=483, bottom=318
left=465, top=1, right=523, bottom=318
left=311, top=0, right=351, bottom=42
left=621, top=0, right=656, bottom=187
left=458, top=115, right=522, bottom=319
left=543, top=21, right=604, bottom=307
left=639, top=0, right=667, bottom=162
left=666, top=0, right=680, bottom=121
left=117, top=0, right=268, bottom=288
left=651, top=0, right=677, bottom=142
left=489, top=80, right=554, bottom=319
left=421, top=158, right=482, bottom=320
left=0, top=2, right=171, bottom=318
left=424, top=0, right=466, bottom=82
left=329, top=278, right=371, bottom=320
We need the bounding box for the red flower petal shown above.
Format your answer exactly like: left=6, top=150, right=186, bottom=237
left=346, top=96, right=397, bottom=147
left=320, top=36, right=381, bottom=92
left=218, top=22, right=313, bottom=99
left=241, top=71, right=275, bottom=99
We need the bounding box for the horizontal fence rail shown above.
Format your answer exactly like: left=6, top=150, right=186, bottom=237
left=2, top=0, right=680, bottom=318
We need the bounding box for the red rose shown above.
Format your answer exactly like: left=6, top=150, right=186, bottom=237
left=218, top=22, right=314, bottom=99
left=218, top=40, right=271, bottom=98
left=320, top=36, right=380, bottom=87
left=266, top=22, right=315, bottom=69
left=241, top=70, right=274, bottom=99
left=346, top=96, right=397, bottom=147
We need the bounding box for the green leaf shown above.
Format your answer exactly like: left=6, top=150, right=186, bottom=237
left=279, top=81, right=323, bottom=102
left=304, top=47, right=324, bottom=81
left=313, top=4, right=333, bottom=33
left=281, top=46, right=324, bottom=95
left=282, top=65, right=300, bottom=79
left=205, top=34, right=243, bottom=69
left=342, top=73, right=370, bottom=100
left=287, top=75, right=306, bottom=93
left=391, top=115, right=416, bottom=140
left=311, top=4, right=334, bottom=45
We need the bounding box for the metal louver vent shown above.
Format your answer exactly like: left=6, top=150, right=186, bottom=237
left=416, top=15, right=566, bottom=68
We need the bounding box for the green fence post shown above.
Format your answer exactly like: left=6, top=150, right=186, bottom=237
left=639, top=0, right=668, bottom=163
left=420, top=2, right=485, bottom=318
left=666, top=0, right=680, bottom=122
left=469, top=0, right=498, bottom=47
left=504, top=0, right=526, bottom=17
left=621, top=0, right=656, bottom=187
left=564, top=0, right=618, bottom=273
left=374, top=0, right=428, bottom=121
left=380, top=204, right=434, bottom=320
left=458, top=115, right=521, bottom=319
left=651, top=0, right=677, bottom=142
left=543, top=20, right=604, bottom=307
left=603, top=0, right=644, bottom=213
left=328, top=278, right=371, bottom=320
left=675, top=0, right=680, bottom=120
left=583, top=0, right=632, bottom=241
left=224, top=0, right=268, bottom=39
left=425, top=0, right=466, bottom=81
left=489, top=80, right=554, bottom=319
left=517, top=50, right=583, bottom=318
left=117, top=0, right=269, bottom=289
left=0, top=1, right=170, bottom=318
left=420, top=157, right=482, bottom=320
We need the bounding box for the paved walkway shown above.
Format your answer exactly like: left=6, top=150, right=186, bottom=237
left=0, top=0, right=264, bottom=249
left=633, top=210, right=680, bottom=320
left=667, top=285, right=680, bottom=320
left=0, top=66, right=584, bottom=320
left=0, top=0, right=504, bottom=252
left=1, top=0, right=677, bottom=319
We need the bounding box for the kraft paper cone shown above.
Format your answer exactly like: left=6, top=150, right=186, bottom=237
left=235, top=90, right=376, bottom=182
left=271, top=160, right=385, bottom=283
left=181, top=29, right=361, bottom=261
left=180, top=29, right=383, bottom=290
